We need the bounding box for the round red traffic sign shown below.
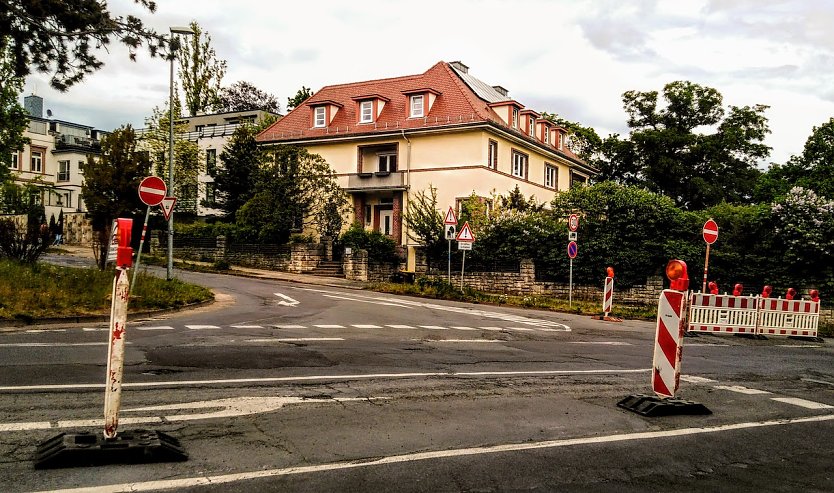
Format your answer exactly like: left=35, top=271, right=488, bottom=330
left=567, top=241, right=578, bottom=259
left=568, top=214, right=579, bottom=232
left=138, top=176, right=167, bottom=206
left=702, top=219, right=718, bottom=245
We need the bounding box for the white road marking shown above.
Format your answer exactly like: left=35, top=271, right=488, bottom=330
left=0, top=342, right=130, bottom=348
left=714, top=385, right=772, bottom=395
left=771, top=397, right=834, bottom=409
left=0, top=396, right=372, bottom=433
left=135, top=326, right=175, bottom=331
left=777, top=345, right=822, bottom=348
left=274, top=293, right=300, bottom=307
left=26, top=329, right=66, bottom=333
left=246, top=338, right=344, bottom=343
left=680, top=375, right=719, bottom=384
left=40, top=413, right=834, bottom=493
left=480, top=327, right=504, bottom=331
left=420, top=325, right=448, bottom=330
left=230, top=325, right=264, bottom=329
left=0, top=368, right=652, bottom=391
left=507, top=327, right=535, bottom=332
left=567, top=341, right=632, bottom=346
left=450, top=326, right=478, bottom=331
left=272, top=325, right=306, bottom=329
left=82, top=328, right=108, bottom=332
left=314, top=324, right=344, bottom=329
left=425, top=339, right=500, bottom=344
left=352, top=324, right=382, bottom=329
left=322, top=293, right=412, bottom=308
left=684, top=343, right=728, bottom=347
left=185, top=325, right=221, bottom=330
left=386, top=324, right=415, bottom=329
left=801, top=378, right=834, bottom=387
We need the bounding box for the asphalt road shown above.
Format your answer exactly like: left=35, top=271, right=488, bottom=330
left=0, top=264, right=832, bottom=492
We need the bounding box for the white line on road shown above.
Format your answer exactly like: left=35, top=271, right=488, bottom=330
left=135, top=326, right=175, bottom=331
left=777, top=345, right=822, bottom=348
left=314, top=324, right=345, bottom=329
left=567, top=341, right=632, bottom=346
left=714, top=385, right=772, bottom=395
left=246, top=338, right=345, bottom=343
left=771, top=397, right=834, bottom=409
left=680, top=375, right=719, bottom=384
left=449, top=326, right=478, bottom=331
left=0, top=368, right=652, bottom=392
left=39, top=413, right=834, bottom=493
left=274, top=293, right=300, bottom=307
left=480, top=327, right=504, bottom=331
left=272, top=325, right=306, bottom=329
left=230, top=325, right=264, bottom=329
left=424, top=339, right=501, bottom=344
left=801, top=378, right=834, bottom=387
left=385, top=324, right=415, bottom=329
left=0, top=342, right=131, bottom=348
left=506, top=327, right=535, bottom=332
left=684, top=343, right=729, bottom=347
left=185, top=325, right=221, bottom=330
left=82, top=328, right=108, bottom=332
left=322, top=293, right=412, bottom=308
left=352, top=324, right=382, bottom=329
left=420, top=325, right=448, bottom=330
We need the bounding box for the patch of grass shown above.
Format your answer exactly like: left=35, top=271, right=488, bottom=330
left=0, top=259, right=213, bottom=321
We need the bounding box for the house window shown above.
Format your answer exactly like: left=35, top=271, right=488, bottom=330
left=511, top=150, right=528, bottom=179
left=512, top=108, right=519, bottom=129
left=30, top=150, right=43, bottom=173
left=359, top=101, right=373, bottom=123
left=205, top=182, right=216, bottom=203
left=528, top=118, right=535, bottom=136
left=544, top=128, right=550, bottom=144
left=410, top=95, right=424, bottom=118
left=364, top=204, right=372, bottom=225
left=206, top=149, right=217, bottom=176
left=558, top=132, right=564, bottom=150
left=58, top=160, right=70, bottom=182
left=378, top=153, right=397, bottom=173
left=487, top=140, right=498, bottom=170
left=314, top=106, right=326, bottom=127
left=10, top=151, right=19, bottom=169
left=545, top=164, right=557, bottom=189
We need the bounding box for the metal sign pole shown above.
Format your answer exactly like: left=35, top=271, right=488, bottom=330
left=702, top=243, right=711, bottom=293
left=448, top=239, right=451, bottom=284
left=460, top=250, right=466, bottom=291
left=131, top=206, right=151, bottom=288
left=569, top=258, right=573, bottom=307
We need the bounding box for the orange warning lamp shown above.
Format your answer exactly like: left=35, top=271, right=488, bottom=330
left=810, top=290, right=820, bottom=303
left=761, top=285, right=773, bottom=298
left=665, top=259, right=689, bottom=291
left=708, top=281, right=719, bottom=295
left=115, top=218, right=133, bottom=268
left=785, top=288, right=796, bottom=300
left=733, top=284, right=743, bottom=296
left=606, top=266, right=615, bottom=278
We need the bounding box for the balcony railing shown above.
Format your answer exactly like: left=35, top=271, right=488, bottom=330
left=346, top=171, right=406, bottom=191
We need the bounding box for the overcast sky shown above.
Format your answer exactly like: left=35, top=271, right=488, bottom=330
left=22, top=0, right=834, bottom=167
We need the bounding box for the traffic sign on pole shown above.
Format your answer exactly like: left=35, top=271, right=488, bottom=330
left=445, top=224, right=457, bottom=240
left=138, top=176, right=167, bottom=207
left=456, top=221, right=475, bottom=242
left=568, top=214, right=579, bottom=232
left=444, top=207, right=458, bottom=225
left=567, top=241, right=578, bottom=259
left=160, top=197, right=177, bottom=221
left=702, top=219, right=718, bottom=245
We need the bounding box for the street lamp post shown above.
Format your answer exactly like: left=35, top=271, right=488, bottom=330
left=167, top=26, right=194, bottom=281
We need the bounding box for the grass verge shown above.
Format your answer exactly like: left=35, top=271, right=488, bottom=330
left=0, top=259, right=213, bottom=322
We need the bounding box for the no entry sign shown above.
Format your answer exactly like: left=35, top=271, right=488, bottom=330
left=138, top=176, right=167, bottom=207
left=702, top=219, right=718, bottom=245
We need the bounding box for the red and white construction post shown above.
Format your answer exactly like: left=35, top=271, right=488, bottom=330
left=651, top=260, right=689, bottom=398
left=602, top=266, right=614, bottom=318
left=103, top=219, right=133, bottom=439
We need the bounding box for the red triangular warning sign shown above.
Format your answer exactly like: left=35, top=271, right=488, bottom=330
left=444, top=206, right=458, bottom=225
left=160, top=196, right=177, bottom=221
left=456, top=221, right=475, bottom=242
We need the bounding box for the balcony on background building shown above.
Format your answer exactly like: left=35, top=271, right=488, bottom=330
left=345, top=171, right=406, bottom=192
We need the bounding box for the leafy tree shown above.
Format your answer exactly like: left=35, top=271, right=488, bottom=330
left=540, top=112, right=603, bottom=164
left=0, top=217, right=50, bottom=263
left=235, top=146, right=347, bottom=244
left=599, top=81, right=770, bottom=209
left=0, top=40, right=27, bottom=177
left=497, top=185, right=545, bottom=213
left=403, top=185, right=445, bottom=267
left=340, top=223, right=399, bottom=263
left=140, top=101, right=201, bottom=214
left=286, top=86, right=313, bottom=111
left=0, top=0, right=166, bottom=91
left=218, top=81, right=279, bottom=113
left=80, top=125, right=150, bottom=269
left=178, top=21, right=227, bottom=116
left=458, top=192, right=491, bottom=235
left=212, top=124, right=262, bottom=220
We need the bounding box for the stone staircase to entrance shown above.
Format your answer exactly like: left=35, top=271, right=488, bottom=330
left=308, top=260, right=345, bottom=278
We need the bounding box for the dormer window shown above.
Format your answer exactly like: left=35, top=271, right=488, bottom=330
left=314, top=107, right=326, bottom=128
left=544, top=127, right=550, bottom=144
left=558, top=132, right=564, bottom=149
left=410, top=95, right=424, bottom=118
left=512, top=108, right=519, bottom=129
left=528, top=117, right=535, bottom=136
left=360, top=101, right=373, bottom=123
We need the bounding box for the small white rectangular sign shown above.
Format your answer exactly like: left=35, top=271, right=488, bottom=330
left=568, top=231, right=577, bottom=241
left=458, top=241, right=472, bottom=251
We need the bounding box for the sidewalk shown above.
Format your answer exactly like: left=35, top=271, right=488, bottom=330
left=53, top=244, right=369, bottom=290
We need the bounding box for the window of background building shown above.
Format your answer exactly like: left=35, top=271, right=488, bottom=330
left=206, top=149, right=217, bottom=176
left=360, top=101, right=373, bottom=123
left=545, top=164, right=557, bottom=189
left=10, top=151, right=19, bottom=169
left=487, top=140, right=498, bottom=169
left=378, top=153, right=397, bottom=173
left=544, top=128, right=550, bottom=144
left=364, top=204, right=372, bottom=225
left=512, top=108, right=519, bottom=129
left=410, top=95, right=424, bottom=118
left=205, top=182, right=215, bottom=203
left=314, top=107, right=326, bottom=127
left=58, top=160, right=70, bottom=182
left=511, top=150, right=528, bottom=179
left=30, top=150, right=43, bottom=172
left=528, top=118, right=535, bottom=136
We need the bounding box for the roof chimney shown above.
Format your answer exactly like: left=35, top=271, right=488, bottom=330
left=24, top=94, right=44, bottom=118
left=449, top=61, right=468, bottom=74
left=492, top=85, right=509, bottom=97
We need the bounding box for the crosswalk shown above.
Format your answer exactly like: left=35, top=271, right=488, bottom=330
left=23, top=323, right=570, bottom=334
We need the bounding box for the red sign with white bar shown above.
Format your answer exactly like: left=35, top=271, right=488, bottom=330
left=138, top=176, right=167, bottom=207
left=702, top=219, right=718, bottom=245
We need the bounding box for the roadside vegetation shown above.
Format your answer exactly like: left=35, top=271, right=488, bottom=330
left=0, top=259, right=213, bottom=323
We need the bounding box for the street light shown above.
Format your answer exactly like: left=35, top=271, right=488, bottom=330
left=167, top=25, right=194, bottom=281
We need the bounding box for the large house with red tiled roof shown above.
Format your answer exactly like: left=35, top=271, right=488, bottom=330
left=257, top=61, right=597, bottom=269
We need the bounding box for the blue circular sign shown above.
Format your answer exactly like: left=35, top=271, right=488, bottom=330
left=567, top=241, right=578, bottom=259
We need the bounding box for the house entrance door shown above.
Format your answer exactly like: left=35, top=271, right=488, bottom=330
left=379, top=209, right=393, bottom=236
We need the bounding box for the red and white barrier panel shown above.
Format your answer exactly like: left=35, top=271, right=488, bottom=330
left=757, top=298, right=820, bottom=337
left=602, top=276, right=613, bottom=317
left=652, top=290, right=686, bottom=398
left=688, top=293, right=759, bottom=334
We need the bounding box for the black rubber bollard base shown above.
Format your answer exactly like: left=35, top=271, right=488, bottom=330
left=787, top=335, right=825, bottom=343
left=34, top=429, right=188, bottom=469
left=617, top=394, right=712, bottom=417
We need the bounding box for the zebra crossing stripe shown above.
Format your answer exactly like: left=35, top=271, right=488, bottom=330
left=385, top=325, right=415, bottom=329
left=135, top=326, right=175, bottom=331
left=314, top=325, right=344, bottom=329
left=352, top=325, right=382, bottom=329
left=272, top=325, right=306, bottom=329
left=185, top=325, right=221, bottom=330
left=419, top=325, right=449, bottom=330
left=230, top=325, right=264, bottom=329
